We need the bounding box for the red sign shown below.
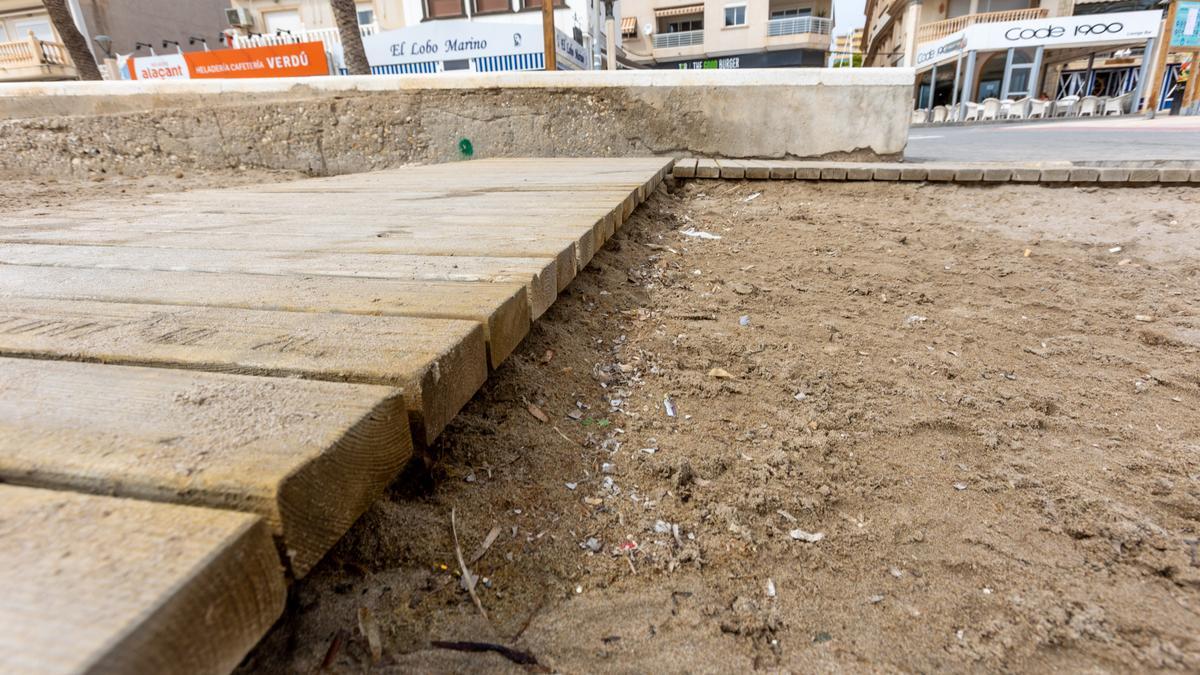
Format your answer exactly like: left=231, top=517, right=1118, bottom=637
left=185, top=41, right=329, bottom=78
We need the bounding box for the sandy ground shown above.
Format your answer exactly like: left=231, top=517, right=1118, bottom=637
left=234, top=180, right=1198, bottom=673
left=3, top=175, right=1197, bottom=672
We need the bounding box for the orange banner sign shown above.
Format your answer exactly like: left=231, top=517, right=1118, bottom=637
left=184, top=42, right=329, bottom=79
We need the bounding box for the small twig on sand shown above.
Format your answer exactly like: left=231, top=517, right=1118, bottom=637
left=451, top=507, right=488, bottom=622
left=430, top=641, right=541, bottom=667
left=551, top=426, right=579, bottom=446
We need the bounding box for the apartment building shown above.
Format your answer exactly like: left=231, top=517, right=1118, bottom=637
left=617, top=0, right=833, bottom=69
left=0, top=0, right=229, bottom=81
left=829, top=26, right=862, bottom=66
left=227, top=0, right=607, bottom=71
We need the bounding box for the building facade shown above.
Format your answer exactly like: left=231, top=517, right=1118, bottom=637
left=226, top=0, right=611, bottom=71
left=0, top=0, right=230, bottom=82
left=616, top=0, right=833, bottom=68
left=830, top=26, right=862, bottom=65
left=864, top=0, right=1184, bottom=112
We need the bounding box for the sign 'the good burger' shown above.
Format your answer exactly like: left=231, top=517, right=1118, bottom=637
left=127, top=42, right=329, bottom=80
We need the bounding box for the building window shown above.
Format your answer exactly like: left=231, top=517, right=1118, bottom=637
left=262, top=9, right=303, bottom=34
left=475, top=0, right=511, bottom=13
left=770, top=7, right=811, bottom=18
left=426, top=0, right=465, bottom=18
left=522, top=0, right=566, bottom=8
left=356, top=3, right=375, bottom=25
left=724, top=5, right=746, bottom=26
left=665, top=18, right=702, bottom=32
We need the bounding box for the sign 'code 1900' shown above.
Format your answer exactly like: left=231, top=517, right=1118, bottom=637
left=1005, top=22, right=1124, bottom=41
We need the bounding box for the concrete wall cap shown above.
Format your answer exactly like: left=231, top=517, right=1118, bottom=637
left=0, top=68, right=916, bottom=98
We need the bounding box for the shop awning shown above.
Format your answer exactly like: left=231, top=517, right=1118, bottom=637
left=621, top=16, right=637, bottom=35
left=655, top=4, right=703, bottom=18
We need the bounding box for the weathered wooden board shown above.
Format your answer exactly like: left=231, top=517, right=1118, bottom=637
left=0, top=298, right=485, bottom=443
left=0, top=484, right=286, bottom=674
left=0, top=265, right=529, bottom=368
left=0, top=244, right=561, bottom=320
left=0, top=357, right=412, bottom=576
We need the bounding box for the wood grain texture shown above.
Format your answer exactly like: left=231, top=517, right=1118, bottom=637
left=0, top=357, right=412, bottom=576
left=0, top=243, right=560, bottom=320
left=0, top=298, right=485, bottom=443
left=0, top=484, right=285, bottom=674
left=0, top=265, right=529, bottom=368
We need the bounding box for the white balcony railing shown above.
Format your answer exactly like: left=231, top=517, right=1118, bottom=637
left=766, top=16, right=832, bottom=37
left=653, top=29, right=703, bottom=49
left=231, top=23, right=379, bottom=71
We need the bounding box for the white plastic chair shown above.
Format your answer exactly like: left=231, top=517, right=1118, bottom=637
left=1054, top=96, right=1080, bottom=117
left=962, top=102, right=982, bottom=121
left=1027, top=99, right=1050, bottom=118
left=912, top=108, right=930, bottom=124
left=1104, top=92, right=1132, bottom=115
left=1078, top=95, right=1102, bottom=117
left=931, top=105, right=948, bottom=123
left=1007, top=97, right=1031, bottom=119
left=980, top=98, right=1002, bottom=120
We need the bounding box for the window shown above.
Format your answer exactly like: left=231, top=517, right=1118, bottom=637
left=356, top=3, right=375, bottom=25
left=426, top=0, right=465, bottom=18
left=0, top=24, right=9, bottom=42
left=523, top=0, right=566, bottom=9
left=475, top=0, right=511, bottom=13
left=262, top=9, right=303, bottom=34
left=724, top=5, right=746, bottom=26
left=13, top=17, right=54, bottom=41
left=666, top=18, right=702, bottom=32
left=770, top=7, right=811, bottom=18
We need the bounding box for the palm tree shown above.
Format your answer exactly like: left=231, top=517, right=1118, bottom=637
left=43, top=0, right=102, bottom=81
left=330, top=0, right=371, bottom=75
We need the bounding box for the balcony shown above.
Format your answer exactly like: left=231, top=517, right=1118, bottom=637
left=0, top=35, right=77, bottom=82
left=917, top=8, right=1048, bottom=43
left=767, top=15, right=832, bottom=37
left=652, top=29, right=703, bottom=49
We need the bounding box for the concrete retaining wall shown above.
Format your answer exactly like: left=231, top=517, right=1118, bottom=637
left=0, top=70, right=913, bottom=178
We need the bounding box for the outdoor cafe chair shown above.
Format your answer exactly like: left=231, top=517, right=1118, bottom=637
left=1104, top=92, right=1132, bottom=115
left=931, top=105, right=948, bottom=123
left=1054, top=96, right=1081, bottom=117
left=1078, top=95, right=1102, bottom=117
left=912, top=108, right=930, bottom=124
left=980, top=98, right=1002, bottom=120
left=1007, top=97, right=1031, bottom=119
left=1027, top=99, right=1051, bottom=118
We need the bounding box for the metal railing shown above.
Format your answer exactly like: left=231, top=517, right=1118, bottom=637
left=652, top=29, right=703, bottom=49
left=917, top=8, right=1047, bottom=42
left=232, top=23, right=378, bottom=71
left=766, top=16, right=832, bottom=37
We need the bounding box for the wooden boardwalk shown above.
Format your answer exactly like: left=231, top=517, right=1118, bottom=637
left=0, top=157, right=672, bottom=673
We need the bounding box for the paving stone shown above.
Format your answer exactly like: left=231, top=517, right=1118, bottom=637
left=1038, top=168, right=1072, bottom=182
left=819, top=167, right=848, bottom=180
left=982, top=168, right=1013, bottom=182
left=1159, top=168, right=1190, bottom=183
left=899, top=166, right=929, bottom=181
left=672, top=158, right=698, bottom=179
left=1097, top=167, right=1131, bottom=183
left=845, top=166, right=874, bottom=180
left=1127, top=168, right=1159, bottom=183
left=794, top=166, right=822, bottom=180
left=954, top=167, right=984, bottom=182
left=769, top=165, right=796, bottom=179
left=694, top=159, right=720, bottom=179
left=1068, top=167, right=1100, bottom=182
left=717, top=160, right=745, bottom=179
left=1191, top=168, right=1200, bottom=183
left=924, top=166, right=957, bottom=182
left=743, top=162, right=771, bottom=180
left=873, top=166, right=902, bottom=181
left=1011, top=168, right=1041, bottom=182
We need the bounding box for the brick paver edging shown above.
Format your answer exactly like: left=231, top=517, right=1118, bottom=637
left=674, top=159, right=1200, bottom=185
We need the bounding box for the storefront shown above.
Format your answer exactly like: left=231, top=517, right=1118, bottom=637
left=361, top=21, right=589, bottom=74
left=913, top=10, right=1163, bottom=117
left=652, top=48, right=826, bottom=70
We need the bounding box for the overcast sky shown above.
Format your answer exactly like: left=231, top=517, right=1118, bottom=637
left=833, top=0, right=867, bottom=36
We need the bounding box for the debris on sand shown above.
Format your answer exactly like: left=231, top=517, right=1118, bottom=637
left=708, top=367, right=734, bottom=379
left=663, top=395, right=677, bottom=417
left=789, top=529, right=825, bottom=543
left=526, top=402, right=549, bottom=423
left=680, top=228, right=722, bottom=240
left=357, top=607, right=382, bottom=664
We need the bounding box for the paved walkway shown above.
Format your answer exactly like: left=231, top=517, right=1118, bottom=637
left=906, top=115, right=1200, bottom=164
left=0, top=157, right=671, bottom=674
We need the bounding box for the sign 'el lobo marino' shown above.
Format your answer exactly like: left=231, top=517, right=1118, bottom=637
left=363, top=22, right=545, bottom=66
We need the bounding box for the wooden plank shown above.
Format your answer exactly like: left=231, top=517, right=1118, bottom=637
left=0, top=243, right=561, bottom=321
left=0, top=298, right=485, bottom=443
left=0, top=357, right=412, bottom=576
left=0, top=225, right=583, bottom=295
left=0, top=484, right=285, bottom=674
left=0, top=265, right=529, bottom=368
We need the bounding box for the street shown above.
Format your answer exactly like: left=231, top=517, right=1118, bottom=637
left=906, top=115, right=1200, bottom=163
